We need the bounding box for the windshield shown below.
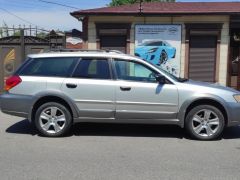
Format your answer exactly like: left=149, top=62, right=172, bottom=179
left=163, top=41, right=171, bottom=46
left=140, top=41, right=163, bottom=46
left=145, top=61, right=188, bottom=82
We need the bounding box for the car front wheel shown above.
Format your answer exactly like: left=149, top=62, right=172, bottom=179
left=158, top=50, right=168, bottom=65
left=185, top=105, right=225, bottom=140
left=35, top=102, right=72, bottom=137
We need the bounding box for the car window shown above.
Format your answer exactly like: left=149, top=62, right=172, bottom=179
left=72, top=58, right=111, bottom=79
left=114, top=59, right=157, bottom=83
left=142, top=41, right=162, bottom=46
left=18, top=57, right=78, bottom=77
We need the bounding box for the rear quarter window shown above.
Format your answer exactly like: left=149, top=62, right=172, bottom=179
left=18, top=57, right=78, bottom=77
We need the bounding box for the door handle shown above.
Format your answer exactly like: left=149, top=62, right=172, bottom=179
left=66, top=83, right=77, bottom=88
left=120, top=86, right=131, bottom=91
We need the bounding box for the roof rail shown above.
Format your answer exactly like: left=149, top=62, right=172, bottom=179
left=48, top=49, right=105, bottom=52
left=105, top=49, right=124, bottom=54
left=47, top=49, right=124, bottom=54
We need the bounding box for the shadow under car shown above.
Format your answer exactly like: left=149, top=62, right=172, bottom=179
left=5, top=119, right=240, bottom=140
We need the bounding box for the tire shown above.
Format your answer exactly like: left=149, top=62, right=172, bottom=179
left=34, top=102, right=72, bottom=137
left=185, top=105, right=225, bottom=140
left=159, top=50, right=168, bottom=65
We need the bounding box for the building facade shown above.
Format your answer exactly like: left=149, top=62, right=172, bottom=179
left=71, top=2, right=240, bottom=89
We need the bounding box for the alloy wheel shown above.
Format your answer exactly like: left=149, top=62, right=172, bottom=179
left=39, top=106, right=66, bottom=134
left=192, top=109, right=220, bottom=137
left=159, top=51, right=168, bottom=65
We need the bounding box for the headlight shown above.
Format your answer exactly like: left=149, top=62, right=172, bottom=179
left=148, top=48, right=158, bottom=53
left=233, top=94, right=240, bottom=102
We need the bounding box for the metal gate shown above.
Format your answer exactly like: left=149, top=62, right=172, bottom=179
left=0, top=27, right=65, bottom=93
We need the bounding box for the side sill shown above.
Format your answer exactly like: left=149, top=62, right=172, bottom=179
left=73, top=117, right=181, bottom=126
left=2, top=110, right=28, bottom=118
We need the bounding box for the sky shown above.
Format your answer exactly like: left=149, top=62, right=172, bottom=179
left=1, top=0, right=240, bottom=31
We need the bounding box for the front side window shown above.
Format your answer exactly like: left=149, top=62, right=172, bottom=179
left=18, top=57, right=78, bottom=77
left=114, top=59, right=157, bottom=83
left=72, top=58, right=111, bottom=79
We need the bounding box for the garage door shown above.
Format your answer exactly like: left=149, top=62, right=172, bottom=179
left=189, top=36, right=217, bottom=82
left=100, top=36, right=126, bottom=53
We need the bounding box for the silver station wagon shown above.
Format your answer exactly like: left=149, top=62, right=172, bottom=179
left=1, top=50, right=240, bottom=140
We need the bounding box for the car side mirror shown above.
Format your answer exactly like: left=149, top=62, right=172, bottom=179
left=155, top=74, right=166, bottom=84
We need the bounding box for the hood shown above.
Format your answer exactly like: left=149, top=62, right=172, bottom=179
left=135, top=46, right=158, bottom=52
left=183, top=79, right=239, bottom=93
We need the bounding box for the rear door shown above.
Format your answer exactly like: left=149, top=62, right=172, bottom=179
left=62, top=57, right=115, bottom=119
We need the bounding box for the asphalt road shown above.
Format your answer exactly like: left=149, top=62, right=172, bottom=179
left=1, top=112, right=240, bottom=180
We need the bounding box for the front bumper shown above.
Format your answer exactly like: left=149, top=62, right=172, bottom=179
left=226, top=102, right=240, bottom=126
left=0, top=93, right=33, bottom=118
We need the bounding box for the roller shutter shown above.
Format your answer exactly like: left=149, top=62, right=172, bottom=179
left=189, top=36, right=217, bottom=82
left=100, top=35, right=126, bottom=53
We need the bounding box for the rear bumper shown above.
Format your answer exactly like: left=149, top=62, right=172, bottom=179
left=0, top=93, right=33, bottom=118
left=226, top=102, right=240, bottom=127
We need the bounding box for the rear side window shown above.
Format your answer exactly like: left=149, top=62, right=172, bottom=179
left=18, top=57, right=78, bottom=77
left=72, top=58, right=111, bottom=79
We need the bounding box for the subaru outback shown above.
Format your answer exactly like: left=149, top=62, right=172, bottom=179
left=1, top=50, right=240, bottom=140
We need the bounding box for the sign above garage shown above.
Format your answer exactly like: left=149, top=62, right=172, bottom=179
left=135, top=24, right=182, bottom=77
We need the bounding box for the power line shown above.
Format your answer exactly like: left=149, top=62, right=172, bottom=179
left=0, top=1, right=50, bottom=10
left=39, top=0, right=79, bottom=9
left=0, top=7, right=45, bottom=29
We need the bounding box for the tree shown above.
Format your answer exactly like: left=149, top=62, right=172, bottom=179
left=109, top=0, right=175, bottom=6
left=0, top=27, right=3, bottom=38
left=13, top=30, right=21, bottom=36
left=36, top=32, right=48, bottom=39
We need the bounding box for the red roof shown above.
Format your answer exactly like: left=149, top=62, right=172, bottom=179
left=71, top=2, right=240, bottom=17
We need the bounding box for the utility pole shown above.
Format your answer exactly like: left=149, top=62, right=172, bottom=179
left=20, top=28, right=25, bottom=62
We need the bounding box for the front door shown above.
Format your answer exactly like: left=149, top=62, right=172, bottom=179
left=113, top=59, right=179, bottom=121
left=62, top=58, right=115, bottom=119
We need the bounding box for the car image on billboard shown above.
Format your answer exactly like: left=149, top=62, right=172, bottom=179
left=135, top=40, right=176, bottom=66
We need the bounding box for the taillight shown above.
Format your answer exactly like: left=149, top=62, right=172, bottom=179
left=4, top=75, right=22, bottom=91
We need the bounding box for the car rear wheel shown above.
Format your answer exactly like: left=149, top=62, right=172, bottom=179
left=35, top=102, right=72, bottom=137
left=185, top=105, right=225, bottom=140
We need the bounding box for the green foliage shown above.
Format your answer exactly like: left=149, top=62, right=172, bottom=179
left=36, top=32, right=48, bottom=38
left=0, top=28, right=3, bottom=38
left=109, top=0, right=175, bottom=6
left=13, top=31, right=20, bottom=36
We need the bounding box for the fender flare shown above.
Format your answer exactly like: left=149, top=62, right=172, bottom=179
left=177, top=93, right=229, bottom=128
left=28, top=90, right=79, bottom=122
